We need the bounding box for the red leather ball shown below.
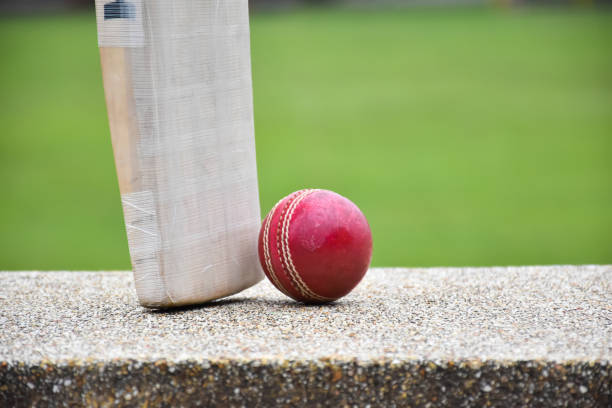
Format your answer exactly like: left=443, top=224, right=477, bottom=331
left=258, top=189, right=373, bottom=303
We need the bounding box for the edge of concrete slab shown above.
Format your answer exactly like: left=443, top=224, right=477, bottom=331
left=1, top=358, right=610, bottom=407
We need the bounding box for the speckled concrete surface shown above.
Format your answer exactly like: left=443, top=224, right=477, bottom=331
left=1, top=266, right=610, bottom=407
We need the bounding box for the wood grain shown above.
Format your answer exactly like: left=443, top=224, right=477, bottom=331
left=99, top=47, right=141, bottom=194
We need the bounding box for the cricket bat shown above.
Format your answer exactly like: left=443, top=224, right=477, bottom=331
left=95, top=0, right=263, bottom=308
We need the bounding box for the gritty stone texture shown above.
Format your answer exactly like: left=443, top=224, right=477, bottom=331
left=1, top=266, right=610, bottom=407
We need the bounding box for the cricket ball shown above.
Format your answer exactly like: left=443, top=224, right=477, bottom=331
left=258, top=189, right=373, bottom=303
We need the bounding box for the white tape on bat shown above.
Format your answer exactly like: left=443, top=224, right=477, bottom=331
left=120, top=191, right=170, bottom=307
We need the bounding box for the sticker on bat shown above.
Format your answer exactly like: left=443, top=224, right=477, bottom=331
left=104, top=0, right=136, bottom=20
left=95, top=0, right=144, bottom=48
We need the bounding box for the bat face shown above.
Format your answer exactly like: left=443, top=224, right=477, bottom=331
left=95, top=0, right=263, bottom=308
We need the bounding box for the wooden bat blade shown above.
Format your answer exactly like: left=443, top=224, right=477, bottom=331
left=96, top=0, right=263, bottom=308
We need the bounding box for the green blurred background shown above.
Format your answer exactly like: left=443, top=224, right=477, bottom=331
left=0, top=2, right=610, bottom=270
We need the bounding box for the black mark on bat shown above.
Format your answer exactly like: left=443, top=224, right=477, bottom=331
left=104, top=0, right=136, bottom=20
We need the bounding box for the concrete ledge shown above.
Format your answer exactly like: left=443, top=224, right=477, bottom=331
left=1, top=266, right=610, bottom=406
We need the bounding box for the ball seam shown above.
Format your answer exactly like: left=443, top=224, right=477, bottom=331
left=280, top=189, right=334, bottom=302
left=275, top=190, right=310, bottom=300
left=262, top=197, right=292, bottom=297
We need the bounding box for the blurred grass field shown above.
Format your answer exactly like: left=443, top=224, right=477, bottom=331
left=0, top=7, right=610, bottom=270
